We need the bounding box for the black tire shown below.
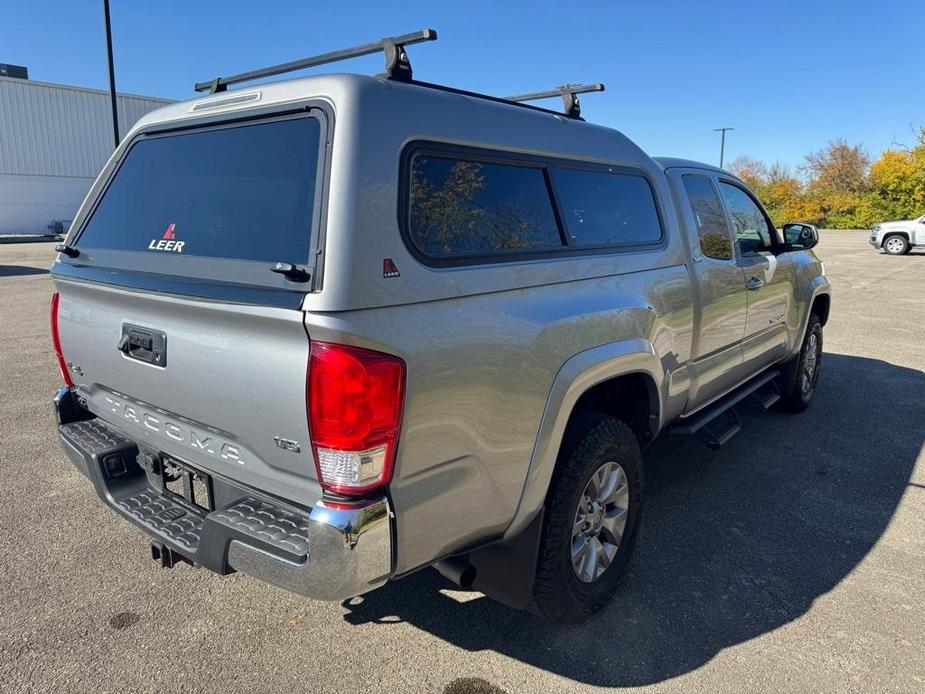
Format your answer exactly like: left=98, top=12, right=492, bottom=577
left=533, top=414, right=644, bottom=623
left=882, top=234, right=910, bottom=255
left=778, top=314, right=823, bottom=412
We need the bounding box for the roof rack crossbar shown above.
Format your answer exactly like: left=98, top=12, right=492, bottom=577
left=194, top=29, right=438, bottom=94
left=504, top=83, right=605, bottom=119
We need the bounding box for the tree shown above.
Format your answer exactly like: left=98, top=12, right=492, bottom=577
left=866, top=145, right=925, bottom=221
left=802, top=139, right=870, bottom=194
left=721, top=132, right=925, bottom=229
left=729, top=157, right=818, bottom=226
left=727, top=156, right=767, bottom=189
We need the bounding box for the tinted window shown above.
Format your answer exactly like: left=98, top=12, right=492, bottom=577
left=552, top=168, right=662, bottom=247
left=718, top=182, right=775, bottom=255
left=682, top=174, right=733, bottom=260
left=408, top=155, right=563, bottom=257
left=78, top=117, right=321, bottom=263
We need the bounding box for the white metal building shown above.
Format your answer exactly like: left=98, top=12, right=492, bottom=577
left=0, top=75, right=172, bottom=234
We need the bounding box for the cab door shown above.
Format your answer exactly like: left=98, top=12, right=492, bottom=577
left=669, top=169, right=748, bottom=410
left=716, top=179, right=796, bottom=372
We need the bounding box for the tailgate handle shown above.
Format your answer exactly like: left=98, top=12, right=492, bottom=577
left=119, top=331, right=152, bottom=352
left=119, top=324, right=167, bottom=367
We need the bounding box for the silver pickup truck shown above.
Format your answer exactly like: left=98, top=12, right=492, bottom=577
left=49, top=31, right=830, bottom=623
left=870, top=215, right=925, bottom=254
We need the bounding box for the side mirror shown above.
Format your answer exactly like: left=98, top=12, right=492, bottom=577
left=782, top=223, right=819, bottom=250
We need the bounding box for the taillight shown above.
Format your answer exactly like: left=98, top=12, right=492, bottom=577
left=50, top=292, right=74, bottom=387
left=307, top=341, right=405, bottom=496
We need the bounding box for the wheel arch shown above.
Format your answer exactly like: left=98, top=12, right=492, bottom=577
left=503, top=340, right=664, bottom=540
left=812, top=292, right=831, bottom=326
left=791, top=279, right=831, bottom=359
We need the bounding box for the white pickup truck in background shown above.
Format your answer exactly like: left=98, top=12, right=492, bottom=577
left=870, top=215, right=925, bottom=255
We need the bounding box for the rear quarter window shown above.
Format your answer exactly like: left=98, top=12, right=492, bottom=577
left=76, top=116, right=321, bottom=264
left=407, top=154, right=564, bottom=258
left=550, top=168, right=663, bottom=247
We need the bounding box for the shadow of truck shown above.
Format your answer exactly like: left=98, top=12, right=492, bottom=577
left=342, top=353, right=923, bottom=687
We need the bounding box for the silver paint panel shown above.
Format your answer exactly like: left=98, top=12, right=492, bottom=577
left=304, top=263, right=694, bottom=573
left=52, top=278, right=321, bottom=505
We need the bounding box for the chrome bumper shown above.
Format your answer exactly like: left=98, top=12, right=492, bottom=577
left=227, top=497, right=392, bottom=601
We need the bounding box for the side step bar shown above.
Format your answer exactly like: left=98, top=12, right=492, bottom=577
left=670, top=369, right=780, bottom=449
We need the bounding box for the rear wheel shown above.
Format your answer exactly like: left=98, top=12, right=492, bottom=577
left=883, top=234, right=910, bottom=255
left=533, top=415, right=644, bottom=623
left=778, top=314, right=823, bottom=412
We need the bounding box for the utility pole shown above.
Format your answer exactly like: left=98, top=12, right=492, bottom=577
left=102, top=0, right=120, bottom=148
left=713, top=127, right=734, bottom=169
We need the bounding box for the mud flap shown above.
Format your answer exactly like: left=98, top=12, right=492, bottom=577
left=468, top=508, right=545, bottom=613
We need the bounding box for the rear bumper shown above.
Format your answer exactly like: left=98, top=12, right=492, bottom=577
left=54, top=387, right=392, bottom=601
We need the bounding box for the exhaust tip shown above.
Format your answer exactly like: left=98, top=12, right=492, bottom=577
left=434, top=557, right=476, bottom=588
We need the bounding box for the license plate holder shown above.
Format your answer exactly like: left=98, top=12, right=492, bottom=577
left=160, top=456, right=214, bottom=512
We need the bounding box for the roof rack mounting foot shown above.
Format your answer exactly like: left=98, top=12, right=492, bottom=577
left=381, top=38, right=413, bottom=81
left=504, top=83, right=605, bottom=119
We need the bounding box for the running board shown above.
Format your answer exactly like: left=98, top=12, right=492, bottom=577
left=670, top=369, right=780, bottom=448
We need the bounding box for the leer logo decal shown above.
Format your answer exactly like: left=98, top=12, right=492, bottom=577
left=383, top=258, right=400, bottom=278
left=148, top=222, right=185, bottom=253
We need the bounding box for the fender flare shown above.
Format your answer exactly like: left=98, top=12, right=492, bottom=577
left=881, top=229, right=910, bottom=242
left=503, top=339, right=664, bottom=539
left=791, top=280, right=831, bottom=357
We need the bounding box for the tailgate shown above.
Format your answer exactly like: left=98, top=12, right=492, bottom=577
left=53, top=279, right=319, bottom=504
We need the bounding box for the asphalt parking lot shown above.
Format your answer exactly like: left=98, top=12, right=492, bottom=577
left=1, top=232, right=922, bottom=694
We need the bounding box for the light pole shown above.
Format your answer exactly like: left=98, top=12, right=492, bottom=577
left=103, top=0, right=120, bottom=148
left=713, top=127, right=734, bottom=169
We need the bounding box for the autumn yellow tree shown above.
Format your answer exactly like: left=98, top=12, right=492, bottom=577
left=864, top=130, right=925, bottom=222
left=727, top=134, right=925, bottom=228
left=728, top=157, right=821, bottom=226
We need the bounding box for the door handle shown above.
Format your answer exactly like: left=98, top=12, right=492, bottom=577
left=746, top=276, right=765, bottom=291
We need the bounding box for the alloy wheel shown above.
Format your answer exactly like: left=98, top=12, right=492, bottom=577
left=800, top=332, right=819, bottom=395
left=571, top=462, right=630, bottom=583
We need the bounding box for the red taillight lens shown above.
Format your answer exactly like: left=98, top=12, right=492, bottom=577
left=307, top=341, right=405, bottom=496
left=50, top=292, right=74, bottom=387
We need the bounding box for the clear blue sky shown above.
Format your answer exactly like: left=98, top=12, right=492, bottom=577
left=5, top=1, right=923, bottom=170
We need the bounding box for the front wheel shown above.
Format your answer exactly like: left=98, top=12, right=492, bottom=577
left=533, top=415, right=644, bottom=623
left=883, top=234, right=910, bottom=255
left=778, top=314, right=823, bottom=412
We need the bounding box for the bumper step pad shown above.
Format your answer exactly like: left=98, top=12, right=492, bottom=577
left=60, top=419, right=134, bottom=454
left=116, top=489, right=204, bottom=552
left=212, top=499, right=311, bottom=562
